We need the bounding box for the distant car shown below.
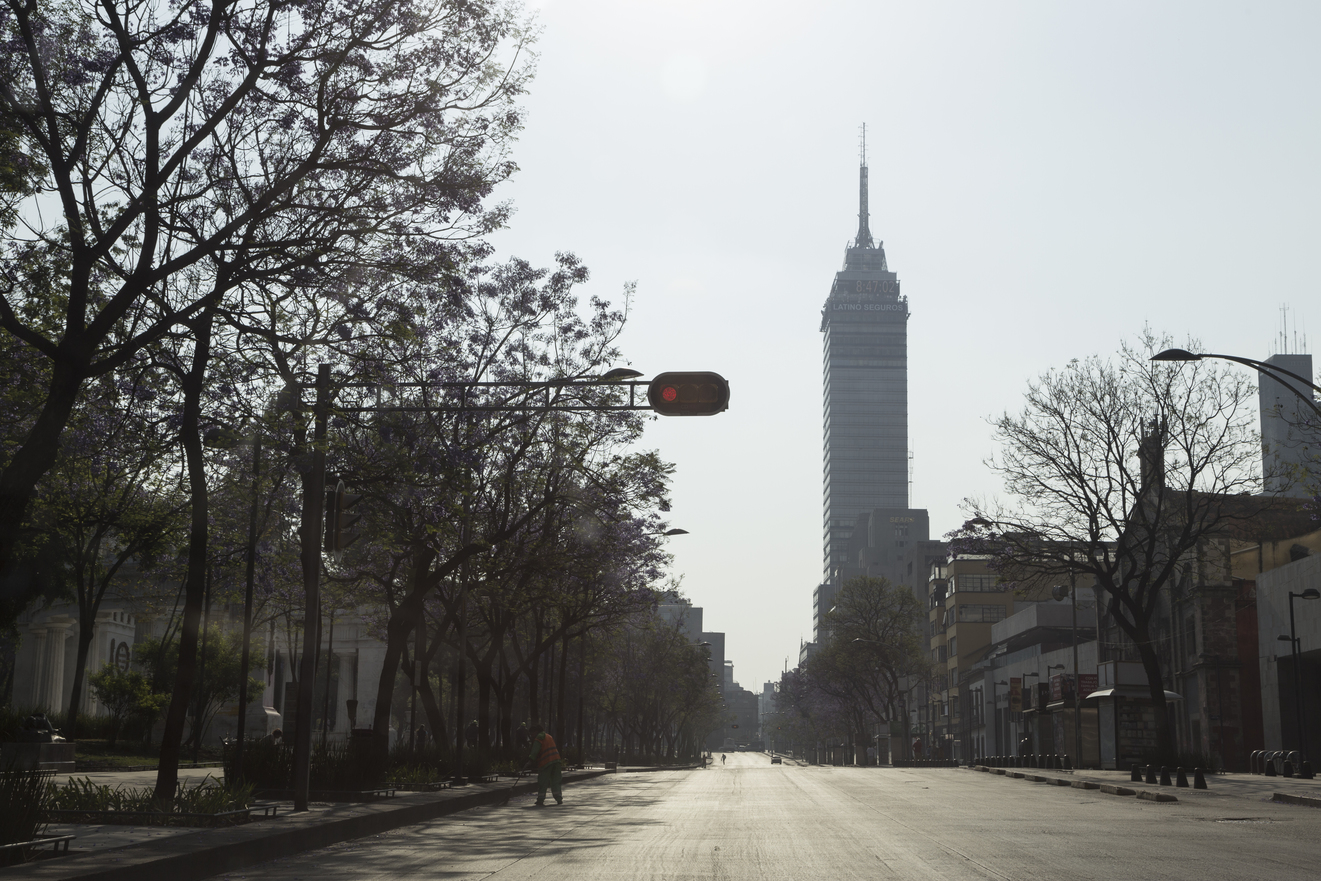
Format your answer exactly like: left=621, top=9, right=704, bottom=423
left=770, top=755, right=782, bottom=764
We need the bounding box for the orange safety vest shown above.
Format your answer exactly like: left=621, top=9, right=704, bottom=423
left=533, top=732, right=561, bottom=768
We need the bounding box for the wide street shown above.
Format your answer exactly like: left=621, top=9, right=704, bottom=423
left=221, top=753, right=1321, bottom=881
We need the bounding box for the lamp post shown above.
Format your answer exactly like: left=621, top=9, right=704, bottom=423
left=202, top=426, right=263, bottom=782
left=1151, top=349, right=1321, bottom=420
left=994, top=681, right=1008, bottom=757
left=1199, top=652, right=1228, bottom=769
left=1281, top=588, right=1320, bottom=760
left=1021, top=672, right=1039, bottom=756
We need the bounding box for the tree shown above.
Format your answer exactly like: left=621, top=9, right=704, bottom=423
left=779, top=577, right=926, bottom=763
left=88, top=663, right=167, bottom=748
left=952, top=332, right=1269, bottom=762
left=137, top=626, right=263, bottom=753
left=31, top=368, right=185, bottom=740
left=0, top=0, right=533, bottom=583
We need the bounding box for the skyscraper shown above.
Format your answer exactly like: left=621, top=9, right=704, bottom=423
left=820, top=158, right=910, bottom=581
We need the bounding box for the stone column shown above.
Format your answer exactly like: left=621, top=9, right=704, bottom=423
left=44, top=622, right=72, bottom=712
left=28, top=627, right=48, bottom=709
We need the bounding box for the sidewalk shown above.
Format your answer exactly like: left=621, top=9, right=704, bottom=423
left=4, top=769, right=615, bottom=881
left=970, top=764, right=1321, bottom=807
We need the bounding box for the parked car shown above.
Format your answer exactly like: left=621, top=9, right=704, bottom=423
left=770, top=755, right=782, bottom=764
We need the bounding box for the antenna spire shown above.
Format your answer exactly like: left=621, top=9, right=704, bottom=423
left=855, top=123, right=874, bottom=249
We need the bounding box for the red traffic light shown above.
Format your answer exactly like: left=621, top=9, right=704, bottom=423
left=647, top=372, right=730, bottom=416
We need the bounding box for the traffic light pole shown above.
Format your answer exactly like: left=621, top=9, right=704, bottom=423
left=232, top=433, right=261, bottom=782
left=293, top=365, right=331, bottom=812
left=284, top=367, right=728, bottom=808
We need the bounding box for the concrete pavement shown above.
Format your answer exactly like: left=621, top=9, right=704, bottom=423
left=200, top=752, right=1321, bottom=881
left=5, top=769, right=610, bottom=881
left=16, top=755, right=1321, bottom=880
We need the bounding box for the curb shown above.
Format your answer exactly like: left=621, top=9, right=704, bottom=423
left=616, top=763, right=704, bottom=773
left=972, top=765, right=1178, bottom=804
left=4, top=770, right=616, bottom=881
left=1272, top=792, right=1321, bottom=809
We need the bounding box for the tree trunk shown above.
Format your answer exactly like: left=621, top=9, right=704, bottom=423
left=65, top=617, right=95, bottom=741
left=153, top=307, right=216, bottom=805
left=370, top=546, right=435, bottom=755
left=476, top=652, right=493, bottom=752
left=0, top=360, right=84, bottom=583
left=555, top=634, right=569, bottom=747
left=1136, top=626, right=1178, bottom=762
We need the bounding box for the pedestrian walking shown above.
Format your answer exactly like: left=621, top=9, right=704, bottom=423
left=466, top=719, right=479, bottom=748
left=515, top=721, right=531, bottom=751
left=527, top=721, right=564, bottom=806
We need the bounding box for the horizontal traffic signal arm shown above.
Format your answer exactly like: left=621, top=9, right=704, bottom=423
left=306, top=375, right=730, bottom=416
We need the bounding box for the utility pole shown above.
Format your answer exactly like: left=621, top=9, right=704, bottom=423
left=292, top=364, right=330, bottom=812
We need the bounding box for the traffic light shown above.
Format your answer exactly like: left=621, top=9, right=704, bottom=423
left=324, top=479, right=363, bottom=557
left=647, top=372, right=730, bottom=416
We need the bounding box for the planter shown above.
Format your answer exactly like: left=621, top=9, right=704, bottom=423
left=0, top=834, right=75, bottom=867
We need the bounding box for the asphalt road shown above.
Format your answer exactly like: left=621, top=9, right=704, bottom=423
left=224, top=753, right=1321, bottom=880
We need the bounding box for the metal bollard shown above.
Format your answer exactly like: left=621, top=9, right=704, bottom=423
left=1283, top=760, right=1294, bottom=778
left=1160, top=766, right=1172, bottom=786
left=1145, top=764, right=1157, bottom=785
left=1176, top=767, right=1189, bottom=787
left=1302, top=760, right=1314, bottom=780
left=1265, top=757, right=1277, bottom=776
left=1063, top=754, right=1073, bottom=771
left=1194, top=767, right=1208, bottom=789
left=1131, top=764, right=1142, bottom=782
left=1250, top=750, right=1261, bottom=774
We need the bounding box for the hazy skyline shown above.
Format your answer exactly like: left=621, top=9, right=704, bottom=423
left=490, top=1, right=1321, bottom=688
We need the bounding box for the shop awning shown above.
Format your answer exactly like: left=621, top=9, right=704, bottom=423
left=1084, top=687, right=1182, bottom=701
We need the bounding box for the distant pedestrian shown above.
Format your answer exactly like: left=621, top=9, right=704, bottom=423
left=416, top=726, right=428, bottom=748
left=527, top=721, right=563, bottom=806
left=515, top=721, right=530, bottom=751
left=466, top=719, right=479, bottom=748
left=259, top=728, right=283, bottom=748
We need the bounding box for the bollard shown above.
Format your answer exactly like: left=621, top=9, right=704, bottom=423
left=1160, top=766, right=1172, bottom=787
left=1283, top=760, right=1294, bottom=778
left=1063, top=754, right=1073, bottom=771
left=1145, top=764, right=1157, bottom=785
left=1302, top=760, right=1314, bottom=780
left=1176, top=767, right=1189, bottom=788
left=1250, top=750, right=1261, bottom=774
left=1193, top=767, right=1207, bottom=789
left=1265, top=758, right=1277, bottom=777
left=1131, top=764, right=1142, bottom=782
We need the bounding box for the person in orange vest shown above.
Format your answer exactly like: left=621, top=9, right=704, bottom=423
left=527, top=721, right=563, bottom=806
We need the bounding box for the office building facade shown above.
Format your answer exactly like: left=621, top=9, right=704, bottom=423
left=820, top=160, right=921, bottom=583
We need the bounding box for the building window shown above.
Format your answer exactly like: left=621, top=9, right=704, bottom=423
left=958, top=604, right=1008, bottom=623
left=953, top=575, right=1001, bottom=593
left=948, top=637, right=957, bottom=657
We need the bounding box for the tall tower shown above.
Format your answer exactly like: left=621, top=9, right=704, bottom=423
left=820, top=153, right=909, bottom=581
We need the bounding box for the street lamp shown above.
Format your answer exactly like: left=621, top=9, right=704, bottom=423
left=1020, top=672, right=1040, bottom=756
left=202, top=426, right=264, bottom=782
left=1281, top=588, right=1320, bottom=763
left=1151, top=348, right=1321, bottom=420
left=994, top=681, right=1008, bottom=757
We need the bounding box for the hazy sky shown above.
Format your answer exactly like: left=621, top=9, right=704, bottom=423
left=490, top=1, right=1321, bottom=689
